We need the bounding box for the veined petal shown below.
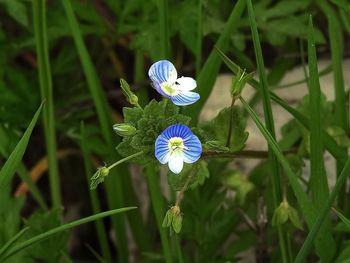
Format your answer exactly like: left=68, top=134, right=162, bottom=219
left=162, top=124, right=193, bottom=140
left=175, top=77, right=197, bottom=91
left=168, top=154, right=184, bottom=174
left=155, top=135, right=170, bottom=164
left=152, top=81, right=171, bottom=98
left=171, top=91, right=200, bottom=106
left=148, top=60, right=177, bottom=85
left=183, top=135, right=202, bottom=163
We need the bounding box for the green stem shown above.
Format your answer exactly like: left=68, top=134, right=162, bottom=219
left=157, top=0, right=170, bottom=58
left=32, top=0, right=61, bottom=209
left=174, top=236, right=184, bottom=263
left=201, top=149, right=297, bottom=159
left=225, top=98, right=236, bottom=147
left=108, top=151, right=144, bottom=170
left=195, top=0, right=202, bottom=76
left=145, top=164, right=173, bottom=263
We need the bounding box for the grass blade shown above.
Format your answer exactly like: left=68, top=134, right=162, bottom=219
left=2, top=207, right=137, bottom=261
left=0, top=227, right=30, bottom=260
left=332, top=207, right=350, bottom=229
left=156, top=0, right=170, bottom=58
left=308, top=16, right=330, bottom=206
left=0, top=103, right=43, bottom=191
left=294, top=158, right=350, bottom=263
left=246, top=0, right=288, bottom=260
left=308, top=16, right=336, bottom=261
left=32, top=0, right=61, bottom=208
left=81, top=123, right=112, bottom=263
left=195, top=0, right=202, bottom=76
left=184, top=0, right=246, bottom=123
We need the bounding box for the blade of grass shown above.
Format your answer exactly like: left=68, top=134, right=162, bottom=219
left=0, top=127, right=47, bottom=210
left=308, top=16, right=336, bottom=260
left=240, top=97, right=338, bottom=262
left=195, top=0, right=202, bottom=76
left=308, top=16, right=330, bottom=207
left=184, top=0, right=246, bottom=123
left=0, top=103, right=43, bottom=191
left=332, top=207, right=350, bottom=229
left=2, top=207, right=137, bottom=261
left=246, top=1, right=288, bottom=260
left=157, top=0, right=170, bottom=58
left=294, top=157, right=350, bottom=263
left=215, top=48, right=348, bottom=163
left=32, top=0, right=61, bottom=209
left=62, top=1, right=149, bottom=260
left=145, top=164, right=173, bottom=263
left=0, top=227, right=29, bottom=260
left=81, top=123, right=112, bottom=263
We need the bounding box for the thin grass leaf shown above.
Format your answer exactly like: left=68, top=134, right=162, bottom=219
left=2, top=207, right=137, bottom=261
left=81, top=123, right=112, bottom=263
left=85, top=243, right=108, bottom=263
left=246, top=1, right=287, bottom=260
left=32, top=0, right=61, bottom=208
left=294, top=158, right=350, bottom=263
left=240, top=97, right=337, bottom=261
left=156, top=0, right=170, bottom=58
left=215, top=48, right=348, bottom=163
left=0, top=103, right=43, bottom=191
left=195, top=0, right=202, bottom=76
left=332, top=207, right=350, bottom=229
left=0, top=227, right=29, bottom=260
left=308, top=16, right=336, bottom=261
left=308, top=16, right=330, bottom=204
left=184, top=0, right=246, bottom=123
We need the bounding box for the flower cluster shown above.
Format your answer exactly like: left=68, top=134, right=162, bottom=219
left=149, top=60, right=202, bottom=174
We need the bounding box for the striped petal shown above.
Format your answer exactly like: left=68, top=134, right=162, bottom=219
left=175, top=77, right=197, bottom=91
left=168, top=153, right=184, bottom=174
left=183, top=135, right=202, bottom=163
left=155, top=135, right=170, bottom=164
left=162, top=124, right=193, bottom=140
left=148, top=60, right=177, bottom=85
left=171, top=91, right=200, bottom=106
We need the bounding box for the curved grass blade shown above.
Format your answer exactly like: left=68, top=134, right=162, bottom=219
left=0, top=227, right=30, bottom=260
left=0, top=103, right=43, bottom=191
left=2, top=207, right=137, bottom=261
left=184, top=0, right=246, bottom=123
left=294, top=158, right=350, bottom=263
left=32, top=0, right=61, bottom=209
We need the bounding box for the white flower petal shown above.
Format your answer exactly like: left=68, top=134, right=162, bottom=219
left=168, top=154, right=184, bottom=174
left=175, top=77, right=197, bottom=91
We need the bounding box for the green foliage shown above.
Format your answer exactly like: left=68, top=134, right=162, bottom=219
left=117, top=99, right=191, bottom=161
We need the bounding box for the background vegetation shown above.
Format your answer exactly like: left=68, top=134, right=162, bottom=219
left=0, top=0, right=349, bottom=262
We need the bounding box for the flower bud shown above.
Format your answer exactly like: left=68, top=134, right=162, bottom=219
left=113, top=123, right=137, bottom=137
left=272, top=200, right=303, bottom=230
left=231, top=68, right=254, bottom=99
left=162, top=205, right=183, bottom=233
left=120, top=78, right=140, bottom=107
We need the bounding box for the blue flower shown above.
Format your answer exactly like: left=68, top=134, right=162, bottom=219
left=155, top=124, right=202, bottom=174
left=148, top=60, right=200, bottom=106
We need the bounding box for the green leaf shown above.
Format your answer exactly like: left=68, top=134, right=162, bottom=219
left=172, top=215, right=183, bottom=234
left=201, top=107, right=248, bottom=152
left=2, top=207, right=137, bottom=261
left=22, top=209, right=68, bottom=262
left=2, top=0, right=29, bottom=27
left=0, top=103, right=43, bottom=191
left=0, top=227, right=29, bottom=261
left=333, top=208, right=350, bottom=231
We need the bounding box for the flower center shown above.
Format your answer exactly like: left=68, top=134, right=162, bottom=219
left=168, top=137, right=185, bottom=154
left=161, top=82, right=179, bottom=96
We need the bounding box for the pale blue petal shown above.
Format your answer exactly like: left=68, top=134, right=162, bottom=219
left=155, top=135, right=170, bottom=164
left=168, top=154, right=184, bottom=174
left=152, top=81, right=170, bottom=98
left=162, top=124, right=193, bottom=140
left=148, top=60, right=177, bottom=85
left=171, top=91, right=200, bottom=106
left=183, top=135, right=202, bottom=163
